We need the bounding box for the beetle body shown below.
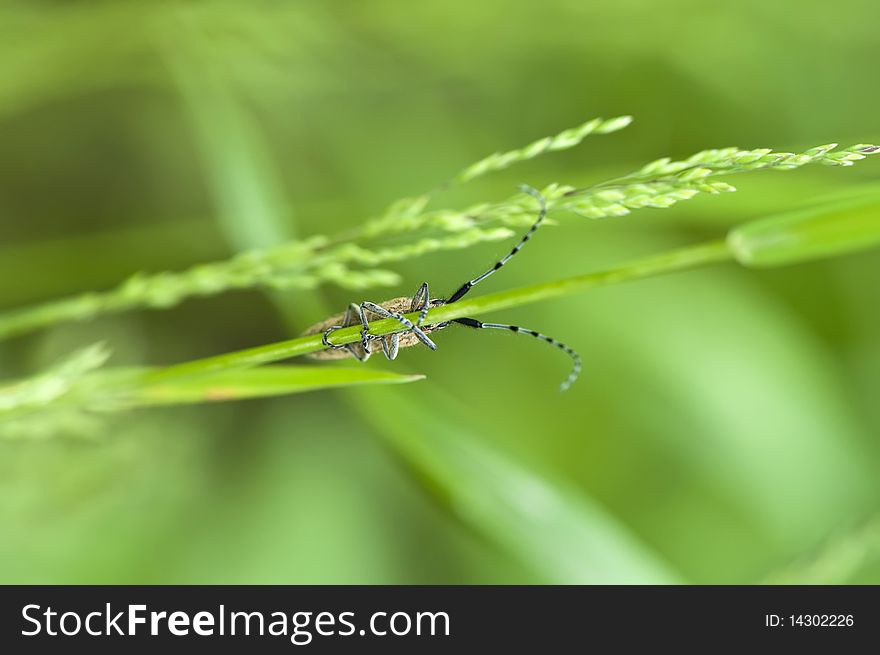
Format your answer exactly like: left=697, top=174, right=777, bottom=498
left=303, top=295, right=446, bottom=360
left=301, top=186, right=582, bottom=390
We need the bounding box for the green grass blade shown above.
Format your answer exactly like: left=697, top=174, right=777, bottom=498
left=130, top=366, right=424, bottom=406
left=728, top=195, right=880, bottom=268
left=0, top=364, right=423, bottom=438
left=352, top=389, right=684, bottom=584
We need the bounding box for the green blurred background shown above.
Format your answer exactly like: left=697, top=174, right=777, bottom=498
left=2, top=0, right=879, bottom=584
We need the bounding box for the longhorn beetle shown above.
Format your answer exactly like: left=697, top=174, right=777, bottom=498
left=303, top=185, right=582, bottom=391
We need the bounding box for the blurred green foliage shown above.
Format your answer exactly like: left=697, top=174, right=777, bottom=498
left=1, top=0, right=879, bottom=584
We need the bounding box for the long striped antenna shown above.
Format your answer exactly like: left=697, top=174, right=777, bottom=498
left=453, top=318, right=582, bottom=391
left=446, top=184, right=547, bottom=303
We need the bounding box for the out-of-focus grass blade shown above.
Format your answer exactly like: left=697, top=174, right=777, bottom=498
left=0, top=365, right=423, bottom=439
left=0, top=3, right=154, bottom=120
left=568, top=230, right=876, bottom=564
left=161, top=10, right=295, bottom=251
left=0, top=220, right=227, bottom=308
left=764, top=518, right=880, bottom=584
left=161, top=12, right=326, bottom=329
left=131, top=367, right=424, bottom=406
left=728, top=194, right=880, bottom=268
left=351, top=389, right=684, bottom=584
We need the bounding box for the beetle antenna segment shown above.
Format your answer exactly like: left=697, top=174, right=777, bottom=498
left=453, top=317, right=581, bottom=391
left=445, top=184, right=547, bottom=304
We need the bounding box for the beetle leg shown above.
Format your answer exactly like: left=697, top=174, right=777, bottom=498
left=362, top=301, right=437, bottom=351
